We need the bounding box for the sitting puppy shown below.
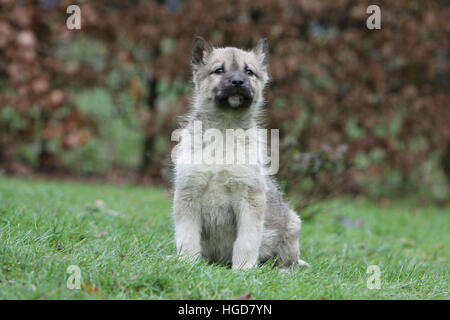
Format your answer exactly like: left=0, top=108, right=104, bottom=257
left=172, top=37, right=309, bottom=270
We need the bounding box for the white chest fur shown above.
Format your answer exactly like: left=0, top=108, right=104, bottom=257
left=175, top=162, right=266, bottom=263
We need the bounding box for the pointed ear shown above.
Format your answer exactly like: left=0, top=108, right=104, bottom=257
left=191, top=36, right=212, bottom=69
left=252, top=38, right=269, bottom=67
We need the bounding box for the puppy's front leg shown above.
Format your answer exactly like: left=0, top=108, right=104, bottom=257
left=173, top=190, right=201, bottom=261
left=232, top=193, right=265, bottom=270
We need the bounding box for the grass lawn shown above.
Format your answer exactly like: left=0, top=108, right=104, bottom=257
left=0, top=177, right=448, bottom=299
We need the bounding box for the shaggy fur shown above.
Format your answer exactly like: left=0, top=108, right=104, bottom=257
left=172, top=37, right=309, bottom=270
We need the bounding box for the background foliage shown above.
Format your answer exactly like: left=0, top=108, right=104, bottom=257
left=0, top=0, right=449, bottom=201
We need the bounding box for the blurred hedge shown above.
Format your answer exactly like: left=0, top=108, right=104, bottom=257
left=0, top=0, right=449, bottom=199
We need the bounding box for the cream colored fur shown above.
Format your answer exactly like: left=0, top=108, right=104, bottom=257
left=172, top=38, right=309, bottom=270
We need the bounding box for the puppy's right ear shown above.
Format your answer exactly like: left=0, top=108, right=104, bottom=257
left=191, top=36, right=212, bottom=69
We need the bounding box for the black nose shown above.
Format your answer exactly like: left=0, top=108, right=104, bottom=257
left=231, top=77, right=244, bottom=87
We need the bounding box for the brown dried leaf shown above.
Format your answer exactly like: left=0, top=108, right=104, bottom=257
left=82, top=283, right=104, bottom=298
left=234, top=292, right=252, bottom=300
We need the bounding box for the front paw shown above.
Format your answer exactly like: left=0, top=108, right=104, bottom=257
left=232, top=255, right=258, bottom=270
left=177, top=245, right=201, bottom=262
left=232, top=261, right=257, bottom=270
left=178, top=249, right=200, bottom=262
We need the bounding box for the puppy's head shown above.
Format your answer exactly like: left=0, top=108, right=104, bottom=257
left=191, top=37, right=269, bottom=112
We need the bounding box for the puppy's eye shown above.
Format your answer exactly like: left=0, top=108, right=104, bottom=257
left=245, top=69, right=254, bottom=76
left=214, top=68, right=224, bottom=74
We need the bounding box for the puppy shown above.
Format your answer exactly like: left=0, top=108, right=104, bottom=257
left=172, top=37, right=309, bottom=270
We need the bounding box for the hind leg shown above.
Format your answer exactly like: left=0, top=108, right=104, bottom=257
left=277, top=210, right=310, bottom=268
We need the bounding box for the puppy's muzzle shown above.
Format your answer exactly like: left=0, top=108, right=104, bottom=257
left=215, top=73, right=254, bottom=109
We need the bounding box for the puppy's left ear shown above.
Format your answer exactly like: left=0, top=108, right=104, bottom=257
left=252, top=38, right=269, bottom=67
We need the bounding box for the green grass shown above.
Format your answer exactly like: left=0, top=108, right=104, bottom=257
left=0, top=177, right=448, bottom=299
